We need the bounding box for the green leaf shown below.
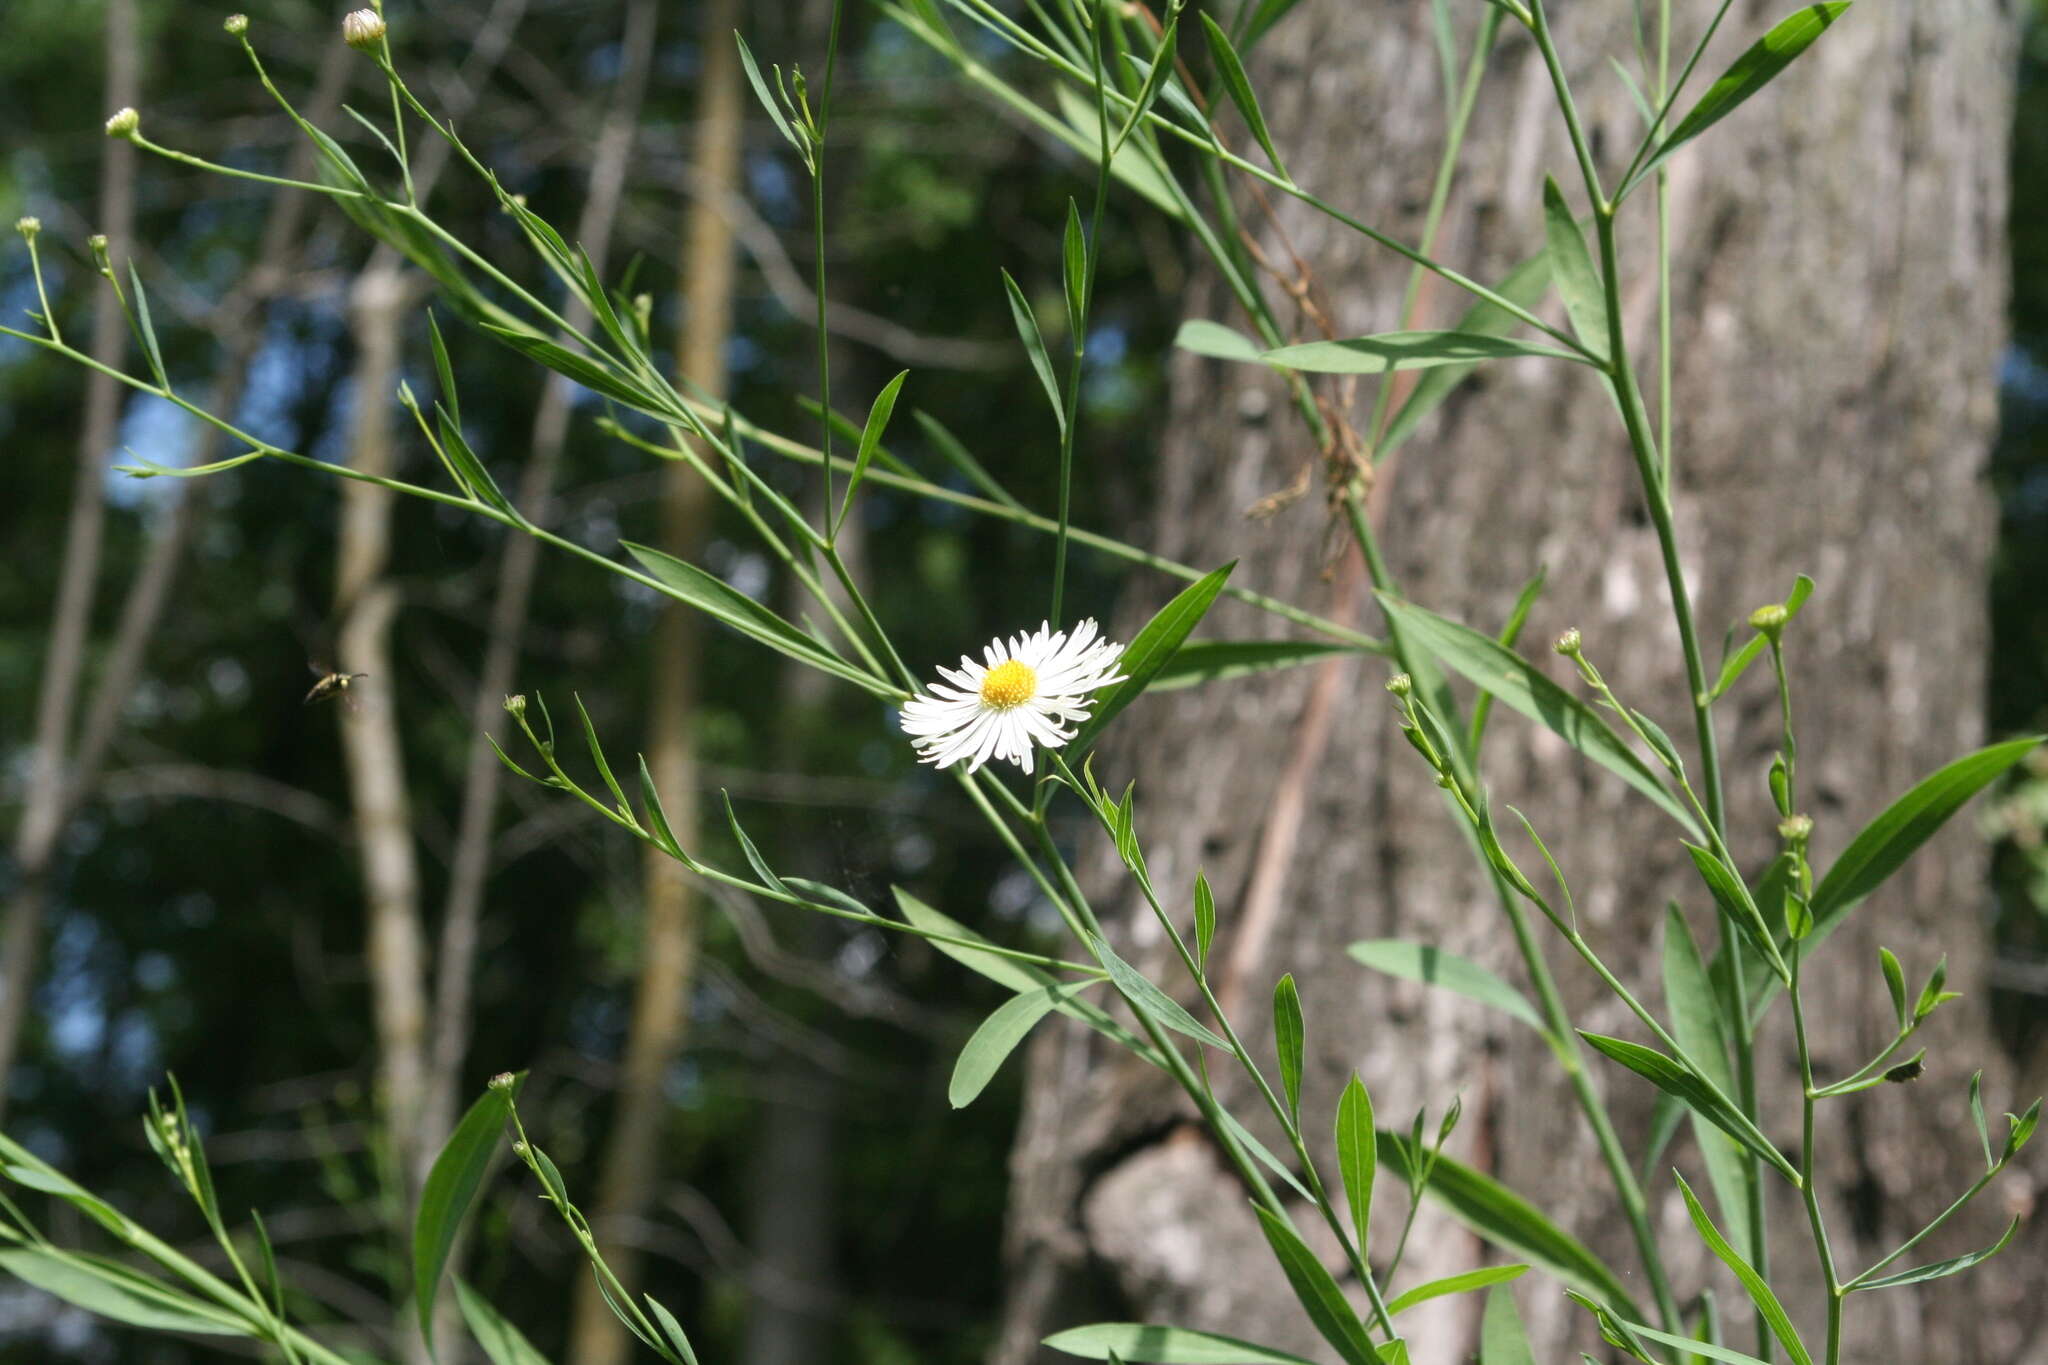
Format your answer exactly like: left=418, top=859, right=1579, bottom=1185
left=1173, top=318, right=1265, bottom=362
left=1149, top=640, right=1367, bottom=691
left=1969, top=1070, right=1991, bottom=1169
left=1853, top=1216, right=2021, bottom=1292
left=456, top=1278, right=556, bottom=1365
left=1581, top=1033, right=1799, bottom=1183
left=1376, top=1129, right=1639, bottom=1314
left=1069, top=564, right=1236, bottom=755
left=0, top=1164, right=131, bottom=1238
left=1113, top=13, right=1181, bottom=154
left=1044, top=1322, right=1316, bottom=1364
left=1052, top=84, right=1187, bottom=220
left=574, top=695, right=629, bottom=817
left=478, top=321, right=661, bottom=413
left=1616, top=1320, right=1775, bottom=1365
left=1387, top=1264, right=1527, bottom=1317
left=1683, top=842, right=1786, bottom=980
left=723, top=792, right=791, bottom=897
left=1662, top=905, right=1754, bottom=1263
left=1348, top=939, right=1544, bottom=1034
left=1199, top=13, right=1289, bottom=182
left=1382, top=252, right=1552, bottom=459
left=126, top=262, right=168, bottom=391
left=951, top=984, right=1088, bottom=1108
left=1002, top=268, right=1065, bottom=435
left=1706, top=575, right=1813, bottom=701
left=1272, top=974, right=1305, bottom=1121
left=1335, top=1074, right=1375, bottom=1262
left=1252, top=1206, right=1378, bottom=1365
left=1376, top=1343, right=1409, bottom=1365
left=1541, top=179, right=1607, bottom=361
left=1674, top=1173, right=1813, bottom=1365
left=735, top=34, right=804, bottom=156
left=637, top=756, right=689, bottom=863
left=436, top=402, right=515, bottom=517
left=1879, top=947, right=1908, bottom=1030
left=835, top=369, right=910, bottom=534
left=1064, top=199, right=1089, bottom=339
left=645, top=1295, right=702, bottom=1365
left=622, top=542, right=871, bottom=689
left=1088, top=931, right=1228, bottom=1051
left=1261, top=331, right=1586, bottom=375
left=1632, top=4, right=1855, bottom=192
left=414, top=1076, right=521, bottom=1344
left=894, top=889, right=1153, bottom=1057
left=1194, top=872, right=1216, bottom=971
left=1376, top=595, right=1701, bottom=838
left=1807, top=736, right=2043, bottom=943
left=0, top=1247, right=245, bottom=1336
left=1480, top=1284, right=1536, bottom=1365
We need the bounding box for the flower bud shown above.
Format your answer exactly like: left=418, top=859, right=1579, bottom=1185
left=1385, top=673, right=1413, bottom=698
left=14, top=216, right=39, bottom=240
left=510, top=1139, right=530, bottom=1157
left=104, top=107, right=141, bottom=140
left=1778, top=813, right=1813, bottom=843
left=1553, top=627, right=1582, bottom=658
left=342, top=8, right=386, bottom=50
left=224, top=14, right=248, bottom=35
left=1749, top=602, right=1789, bottom=640
left=504, top=694, right=527, bottom=719
left=487, top=1071, right=516, bottom=1091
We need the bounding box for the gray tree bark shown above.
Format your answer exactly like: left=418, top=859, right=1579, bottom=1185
left=997, top=5, right=2036, bottom=1364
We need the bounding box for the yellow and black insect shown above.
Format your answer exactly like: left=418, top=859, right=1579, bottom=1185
left=304, top=664, right=368, bottom=707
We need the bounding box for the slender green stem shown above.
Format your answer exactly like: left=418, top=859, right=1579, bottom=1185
left=1790, top=957, right=1843, bottom=1365
left=23, top=237, right=59, bottom=347
left=1843, top=1166, right=2002, bottom=1289
left=813, top=0, right=847, bottom=526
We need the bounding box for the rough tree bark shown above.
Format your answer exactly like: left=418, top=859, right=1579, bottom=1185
left=998, top=6, right=2036, bottom=1364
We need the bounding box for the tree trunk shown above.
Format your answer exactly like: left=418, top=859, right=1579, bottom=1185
left=998, top=6, right=2033, bottom=1364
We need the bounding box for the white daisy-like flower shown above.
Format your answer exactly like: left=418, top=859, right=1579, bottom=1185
left=899, top=619, right=1127, bottom=774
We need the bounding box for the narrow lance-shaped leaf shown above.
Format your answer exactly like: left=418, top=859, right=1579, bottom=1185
left=1198, top=13, right=1290, bottom=181
left=1541, top=178, right=1608, bottom=361
left=415, top=1075, right=522, bottom=1343
left=1261, top=331, right=1587, bottom=375
left=1662, top=904, right=1754, bottom=1263
left=1112, top=10, right=1182, bottom=154
left=734, top=33, right=804, bottom=155
left=1674, top=1173, right=1814, bottom=1365
left=1376, top=595, right=1702, bottom=838
left=1193, top=872, right=1217, bottom=971
left=1386, top=1265, right=1527, bottom=1317
left=1630, top=3, right=1855, bottom=191
left=456, top=1277, right=557, bottom=1365
left=833, top=369, right=909, bottom=535
left=1852, top=1216, right=2021, bottom=1293
left=1069, top=563, right=1236, bottom=755
left=1063, top=199, right=1089, bottom=341
left=1002, top=268, right=1065, bottom=435
left=951, top=985, right=1079, bottom=1108
left=1335, top=1074, right=1375, bottom=1262
left=1272, top=974, right=1304, bottom=1120
left=0, top=1247, right=245, bottom=1336
left=1173, top=319, right=1264, bottom=363
left=1252, top=1206, right=1379, bottom=1365
left=1043, top=1322, right=1317, bottom=1364
left=1581, top=1032, right=1800, bottom=1183
left=1468, top=566, right=1547, bottom=757
left=1348, top=939, right=1545, bottom=1034
left=1480, top=1284, right=1536, bottom=1365
left=1087, top=931, right=1229, bottom=1051
left=1382, top=251, right=1551, bottom=459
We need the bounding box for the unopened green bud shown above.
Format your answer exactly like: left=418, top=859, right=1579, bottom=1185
left=510, top=1139, right=530, bottom=1157
left=1749, top=602, right=1789, bottom=640
left=88, top=234, right=112, bottom=273
left=504, top=694, right=527, bottom=719
left=342, top=8, right=386, bottom=50
left=487, top=1071, right=516, bottom=1091
left=14, top=216, right=39, bottom=240
left=1385, top=673, right=1413, bottom=698
left=1553, top=627, right=1582, bottom=658
left=104, top=107, right=140, bottom=139
left=1778, top=813, right=1813, bottom=843
left=224, top=14, right=248, bottom=35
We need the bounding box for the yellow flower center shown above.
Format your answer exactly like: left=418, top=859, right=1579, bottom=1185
left=979, top=659, right=1037, bottom=710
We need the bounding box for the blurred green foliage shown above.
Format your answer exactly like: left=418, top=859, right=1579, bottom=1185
left=0, top=2, right=1168, bottom=1359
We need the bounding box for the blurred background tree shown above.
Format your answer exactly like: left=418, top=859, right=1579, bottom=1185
left=0, top=1, right=2041, bottom=1363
